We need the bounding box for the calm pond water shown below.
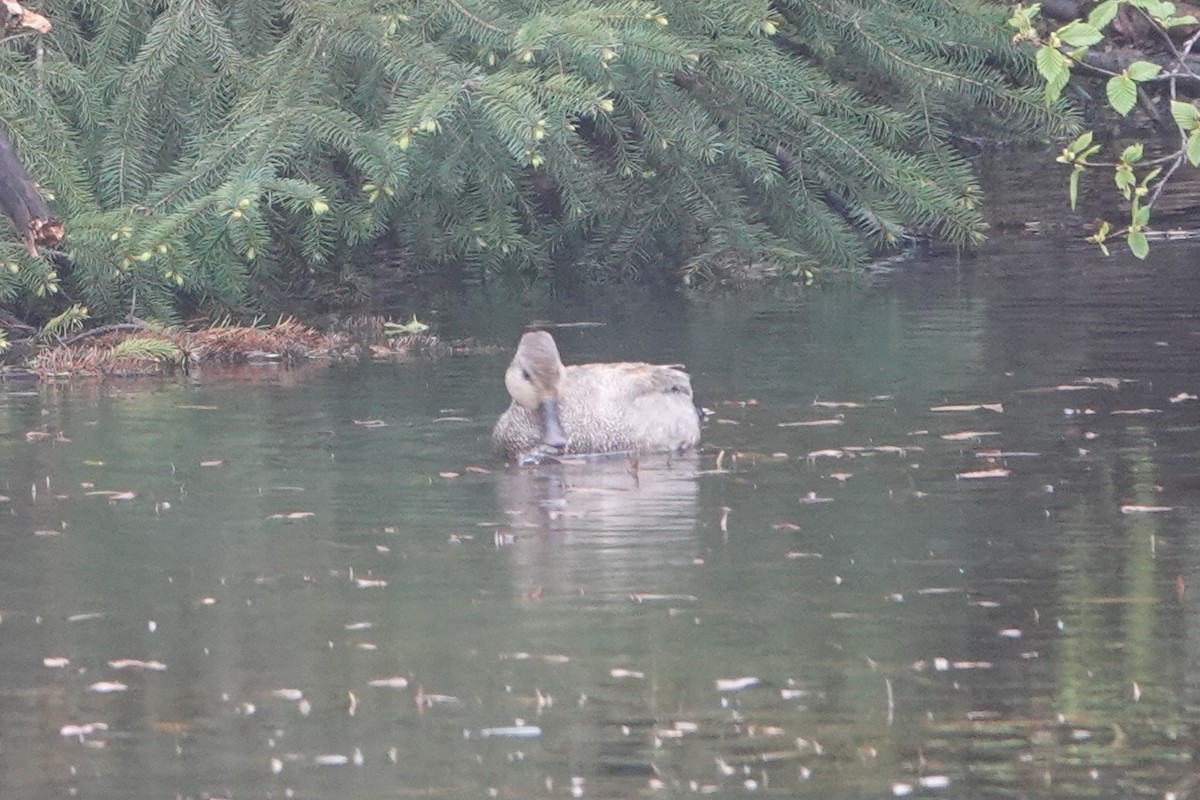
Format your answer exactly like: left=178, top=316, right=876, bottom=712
left=5, top=231, right=1200, bottom=799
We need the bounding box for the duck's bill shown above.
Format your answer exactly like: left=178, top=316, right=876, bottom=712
left=537, top=398, right=568, bottom=452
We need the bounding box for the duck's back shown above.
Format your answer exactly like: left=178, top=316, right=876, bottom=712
left=555, top=362, right=700, bottom=454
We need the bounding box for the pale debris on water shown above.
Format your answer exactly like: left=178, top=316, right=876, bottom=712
left=778, top=419, right=844, bottom=427
left=1169, top=392, right=1198, bottom=403
left=88, top=681, right=128, bottom=693
left=43, top=656, right=70, bottom=668
left=1120, top=504, right=1176, bottom=514
left=367, top=676, right=409, bottom=688
left=930, top=403, right=1003, bottom=413
left=611, top=668, right=646, bottom=679
left=108, top=659, right=167, bottom=671
left=61, top=722, right=109, bottom=738
left=956, top=468, right=1010, bottom=480
left=477, top=724, right=542, bottom=739
left=942, top=431, right=1000, bottom=441
left=715, top=676, right=760, bottom=691
left=268, top=511, right=315, bottom=520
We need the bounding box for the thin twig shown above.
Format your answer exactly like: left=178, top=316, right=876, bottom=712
left=57, top=323, right=146, bottom=347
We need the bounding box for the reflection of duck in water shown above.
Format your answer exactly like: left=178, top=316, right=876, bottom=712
left=492, top=331, right=702, bottom=462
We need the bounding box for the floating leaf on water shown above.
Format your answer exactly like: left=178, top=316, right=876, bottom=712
left=439, top=472, right=460, bottom=479
left=367, top=676, right=409, bottom=688
left=108, top=659, right=167, bottom=671
left=630, top=593, right=697, bottom=603
left=956, top=468, right=1010, bottom=480
left=465, top=465, right=493, bottom=474
left=88, top=681, right=128, bottom=693
left=44, top=656, right=70, bottom=668
left=1120, top=504, right=1175, bottom=514
left=1077, top=376, right=1131, bottom=389
left=942, top=431, right=1000, bottom=441
left=479, top=724, right=542, bottom=738
left=314, top=754, right=350, bottom=766
left=930, top=403, right=1003, bottom=413
left=61, top=722, right=108, bottom=737
left=268, top=511, right=314, bottom=520
left=812, top=399, right=862, bottom=408
left=716, top=676, right=760, bottom=692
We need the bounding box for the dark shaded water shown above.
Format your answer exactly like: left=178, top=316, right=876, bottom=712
left=5, top=231, right=1200, bottom=799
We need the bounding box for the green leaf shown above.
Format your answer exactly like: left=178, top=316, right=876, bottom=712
left=1057, top=20, right=1105, bottom=47
left=1166, top=15, right=1199, bottom=26
left=1068, top=166, right=1081, bottom=210
left=1170, top=100, right=1200, bottom=130
left=1133, top=202, right=1152, bottom=227
left=1068, top=131, right=1094, bottom=155
left=1114, top=164, right=1135, bottom=198
left=1107, top=74, right=1137, bottom=116
left=1088, top=0, right=1121, bottom=28
left=1188, top=130, right=1200, bottom=166
left=1127, top=230, right=1149, bottom=259
left=1036, top=45, right=1072, bottom=84
left=1126, top=61, right=1162, bottom=81
left=1121, top=143, right=1144, bottom=164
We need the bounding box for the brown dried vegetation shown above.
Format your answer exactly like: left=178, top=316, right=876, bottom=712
left=10, top=317, right=482, bottom=379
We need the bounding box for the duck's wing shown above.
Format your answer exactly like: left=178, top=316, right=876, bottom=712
left=605, top=362, right=694, bottom=399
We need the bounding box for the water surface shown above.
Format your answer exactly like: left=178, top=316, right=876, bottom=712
left=4, top=233, right=1200, bottom=799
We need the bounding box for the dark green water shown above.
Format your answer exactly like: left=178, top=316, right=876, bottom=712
left=4, top=233, right=1200, bottom=799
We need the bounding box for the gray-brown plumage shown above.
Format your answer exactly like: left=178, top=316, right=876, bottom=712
left=492, top=331, right=701, bottom=460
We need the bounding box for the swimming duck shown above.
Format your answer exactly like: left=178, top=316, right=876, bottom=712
left=492, top=330, right=702, bottom=461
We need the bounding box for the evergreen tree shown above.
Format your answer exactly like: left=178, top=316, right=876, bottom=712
left=0, top=0, right=1074, bottom=323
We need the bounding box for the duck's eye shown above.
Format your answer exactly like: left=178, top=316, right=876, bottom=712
left=521, top=369, right=532, bottom=382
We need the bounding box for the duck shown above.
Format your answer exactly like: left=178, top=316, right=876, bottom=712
left=492, top=330, right=702, bottom=462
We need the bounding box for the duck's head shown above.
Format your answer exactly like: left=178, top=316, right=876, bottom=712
left=505, top=331, right=569, bottom=452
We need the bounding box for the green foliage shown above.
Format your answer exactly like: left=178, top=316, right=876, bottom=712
left=37, top=304, right=88, bottom=341
left=107, top=336, right=183, bottom=364
left=1012, top=0, right=1199, bottom=259
left=0, top=0, right=1073, bottom=321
